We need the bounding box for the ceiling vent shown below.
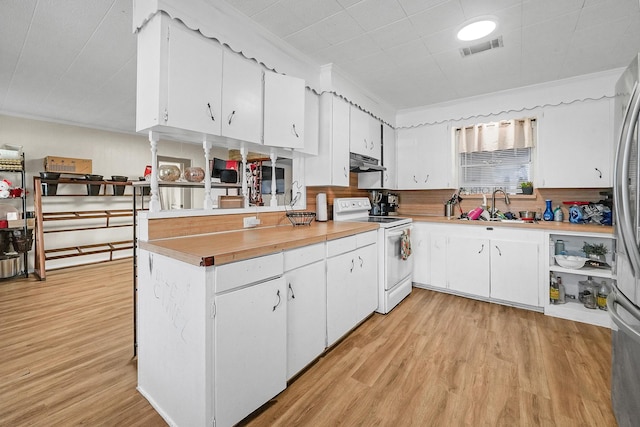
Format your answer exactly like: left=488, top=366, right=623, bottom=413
left=460, top=36, right=503, bottom=57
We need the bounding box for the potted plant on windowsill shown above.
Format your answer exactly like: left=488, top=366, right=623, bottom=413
left=520, top=181, right=534, bottom=195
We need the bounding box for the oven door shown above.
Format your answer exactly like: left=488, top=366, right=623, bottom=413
left=384, top=225, right=414, bottom=290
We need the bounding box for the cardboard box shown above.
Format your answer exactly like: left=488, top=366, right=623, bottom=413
left=44, top=156, right=92, bottom=174
left=218, top=196, right=245, bottom=209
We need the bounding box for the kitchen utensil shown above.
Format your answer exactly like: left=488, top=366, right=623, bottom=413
left=554, top=255, right=588, bottom=269
left=444, top=203, right=454, bottom=218
left=467, top=207, right=484, bottom=220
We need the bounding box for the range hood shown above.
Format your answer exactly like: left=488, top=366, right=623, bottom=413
left=350, top=153, right=386, bottom=173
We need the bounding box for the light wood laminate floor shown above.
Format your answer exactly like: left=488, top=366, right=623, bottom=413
left=0, top=260, right=616, bottom=426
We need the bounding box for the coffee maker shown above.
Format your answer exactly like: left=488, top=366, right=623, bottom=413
left=385, top=193, right=399, bottom=215
left=370, top=191, right=399, bottom=216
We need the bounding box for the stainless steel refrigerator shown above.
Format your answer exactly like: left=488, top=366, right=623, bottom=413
left=612, top=53, right=640, bottom=427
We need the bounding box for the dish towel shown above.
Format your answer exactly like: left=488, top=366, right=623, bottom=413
left=401, top=229, right=412, bottom=260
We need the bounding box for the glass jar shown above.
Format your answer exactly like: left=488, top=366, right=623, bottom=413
left=158, top=165, right=181, bottom=182
left=583, top=278, right=597, bottom=309
left=183, top=167, right=205, bottom=182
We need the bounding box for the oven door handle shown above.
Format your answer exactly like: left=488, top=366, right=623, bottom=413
left=387, top=226, right=413, bottom=237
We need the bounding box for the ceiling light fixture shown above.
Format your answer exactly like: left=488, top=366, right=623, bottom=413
left=457, top=19, right=497, bottom=42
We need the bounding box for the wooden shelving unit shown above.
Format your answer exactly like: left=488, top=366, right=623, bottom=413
left=33, top=176, right=134, bottom=280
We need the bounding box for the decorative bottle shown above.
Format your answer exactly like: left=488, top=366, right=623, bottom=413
left=553, top=205, right=564, bottom=222
left=543, top=200, right=554, bottom=221
left=549, top=272, right=559, bottom=304
left=597, top=281, right=610, bottom=310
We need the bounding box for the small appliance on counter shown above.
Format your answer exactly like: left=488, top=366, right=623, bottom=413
left=369, top=191, right=399, bottom=216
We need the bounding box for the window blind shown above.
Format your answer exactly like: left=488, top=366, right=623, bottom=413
left=459, top=147, right=532, bottom=193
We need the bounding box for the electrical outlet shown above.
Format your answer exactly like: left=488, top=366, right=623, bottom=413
left=243, top=216, right=257, bottom=228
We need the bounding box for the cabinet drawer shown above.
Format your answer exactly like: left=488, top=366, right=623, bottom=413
left=215, top=252, right=284, bottom=293
left=327, top=235, right=357, bottom=258
left=356, top=230, right=378, bottom=247
left=284, top=243, right=325, bottom=272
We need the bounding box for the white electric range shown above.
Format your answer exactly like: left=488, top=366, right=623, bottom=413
left=333, top=197, right=413, bottom=314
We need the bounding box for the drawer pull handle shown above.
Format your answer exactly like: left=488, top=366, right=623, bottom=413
left=288, top=283, right=295, bottom=299
left=272, top=289, right=281, bottom=311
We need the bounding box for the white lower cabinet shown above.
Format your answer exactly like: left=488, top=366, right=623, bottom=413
left=447, top=235, right=490, bottom=298
left=326, top=232, right=378, bottom=346
left=490, top=239, right=540, bottom=306
left=411, top=223, right=430, bottom=285
left=415, top=224, right=542, bottom=309
left=215, top=259, right=286, bottom=427
left=285, top=244, right=326, bottom=379
left=138, top=231, right=377, bottom=427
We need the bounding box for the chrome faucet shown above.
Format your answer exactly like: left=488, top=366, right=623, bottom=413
left=491, top=189, right=510, bottom=219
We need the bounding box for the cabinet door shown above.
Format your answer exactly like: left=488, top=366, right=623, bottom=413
left=538, top=100, right=612, bottom=187
left=490, top=239, right=540, bottom=306
left=166, top=19, right=222, bottom=135
left=396, top=125, right=453, bottom=189
left=396, top=127, right=421, bottom=189
left=306, top=94, right=349, bottom=186
left=350, top=107, right=370, bottom=157
left=327, top=251, right=358, bottom=346
left=411, top=223, right=431, bottom=286
left=286, top=260, right=326, bottom=379
left=447, top=236, right=490, bottom=297
left=369, top=117, right=382, bottom=160
left=429, top=233, right=448, bottom=289
left=215, top=277, right=286, bottom=427
left=358, top=123, right=395, bottom=189
left=354, top=243, right=378, bottom=324
left=263, top=72, right=305, bottom=148
left=221, top=51, right=262, bottom=144
left=299, top=89, right=319, bottom=155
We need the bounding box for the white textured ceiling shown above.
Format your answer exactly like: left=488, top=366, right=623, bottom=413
left=1, top=0, right=639, bottom=134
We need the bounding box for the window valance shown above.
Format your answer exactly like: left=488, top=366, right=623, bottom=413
left=458, top=118, right=535, bottom=153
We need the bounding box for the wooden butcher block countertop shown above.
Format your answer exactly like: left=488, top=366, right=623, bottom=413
left=138, top=221, right=379, bottom=267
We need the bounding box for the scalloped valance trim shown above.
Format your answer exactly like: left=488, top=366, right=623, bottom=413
left=134, top=9, right=392, bottom=127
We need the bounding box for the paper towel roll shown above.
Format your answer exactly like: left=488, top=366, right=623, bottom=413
left=316, top=193, right=327, bottom=222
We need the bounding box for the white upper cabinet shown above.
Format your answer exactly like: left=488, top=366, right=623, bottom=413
left=396, top=124, right=454, bottom=189
left=350, top=107, right=381, bottom=159
left=298, top=89, right=319, bottom=156
left=359, top=123, right=396, bottom=189
left=263, top=71, right=305, bottom=149
left=305, top=94, right=350, bottom=187
left=136, top=13, right=222, bottom=136
left=221, top=51, right=262, bottom=144
left=537, top=99, right=613, bottom=188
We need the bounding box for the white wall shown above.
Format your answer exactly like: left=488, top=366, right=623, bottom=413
left=396, top=68, right=621, bottom=128
left=0, top=114, right=229, bottom=272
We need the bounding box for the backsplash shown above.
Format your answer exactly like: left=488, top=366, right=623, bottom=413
left=394, top=188, right=611, bottom=218
left=305, top=180, right=612, bottom=221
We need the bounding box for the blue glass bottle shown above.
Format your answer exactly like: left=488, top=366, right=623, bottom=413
left=543, top=199, right=554, bottom=221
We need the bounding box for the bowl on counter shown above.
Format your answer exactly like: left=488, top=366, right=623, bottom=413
left=518, top=210, right=537, bottom=221
left=554, top=255, right=588, bottom=269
